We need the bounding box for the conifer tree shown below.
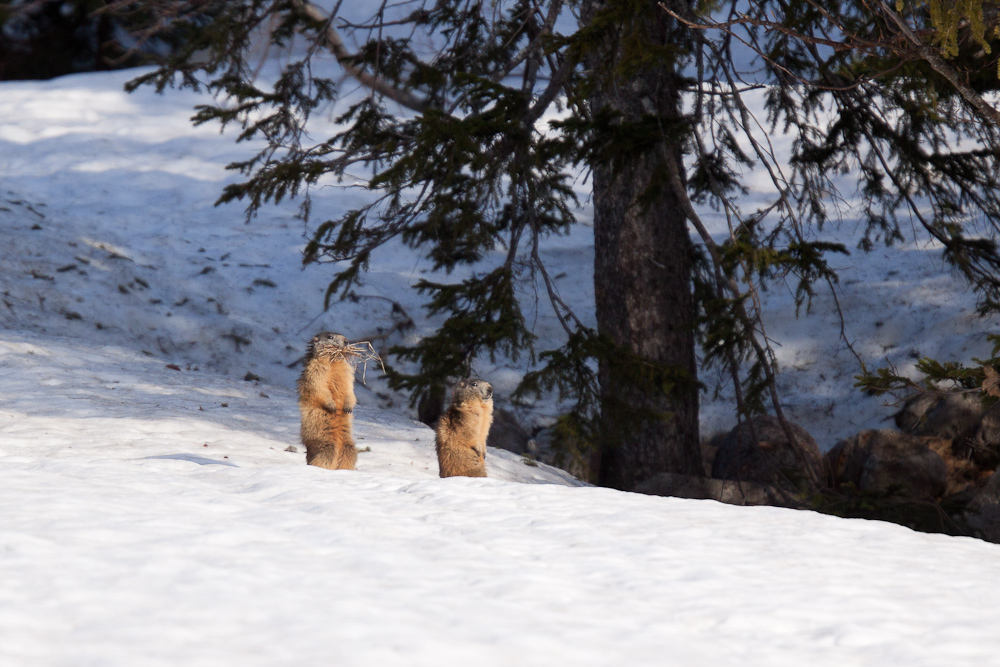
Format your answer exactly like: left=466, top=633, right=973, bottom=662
left=118, top=0, right=1000, bottom=489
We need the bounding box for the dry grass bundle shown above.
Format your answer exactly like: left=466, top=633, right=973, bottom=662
left=334, top=341, right=385, bottom=385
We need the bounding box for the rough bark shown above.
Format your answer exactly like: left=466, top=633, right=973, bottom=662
left=584, top=0, right=702, bottom=490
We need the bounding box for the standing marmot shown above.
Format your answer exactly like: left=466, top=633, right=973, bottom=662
left=297, top=332, right=358, bottom=470
left=436, top=378, right=494, bottom=478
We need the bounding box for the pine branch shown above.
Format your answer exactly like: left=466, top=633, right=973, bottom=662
left=873, top=0, right=1000, bottom=125
left=293, top=0, right=431, bottom=113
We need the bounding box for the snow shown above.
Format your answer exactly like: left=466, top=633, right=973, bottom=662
left=3, top=331, right=1000, bottom=666
left=2, top=67, right=1000, bottom=665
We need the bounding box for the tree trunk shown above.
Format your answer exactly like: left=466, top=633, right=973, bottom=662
left=583, top=0, right=702, bottom=490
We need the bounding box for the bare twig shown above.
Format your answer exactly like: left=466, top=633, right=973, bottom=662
left=293, top=0, right=431, bottom=113
left=337, top=341, right=387, bottom=385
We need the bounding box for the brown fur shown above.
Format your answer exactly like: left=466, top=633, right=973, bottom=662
left=436, top=378, right=494, bottom=478
left=297, top=332, right=358, bottom=471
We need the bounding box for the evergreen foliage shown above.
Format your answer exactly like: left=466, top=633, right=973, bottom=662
left=115, top=0, right=1000, bottom=486
left=897, top=0, right=997, bottom=63
left=856, top=334, right=1000, bottom=407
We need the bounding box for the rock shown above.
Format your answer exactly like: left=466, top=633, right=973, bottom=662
left=894, top=392, right=936, bottom=433
left=925, top=437, right=991, bottom=497
left=826, top=429, right=947, bottom=501
left=711, top=415, right=824, bottom=492
left=417, top=384, right=446, bottom=426
left=527, top=427, right=599, bottom=483
left=635, top=472, right=805, bottom=508
left=961, top=405, right=1000, bottom=471
left=700, top=431, right=727, bottom=477
left=960, top=468, right=1000, bottom=544
left=896, top=391, right=982, bottom=439
left=893, top=391, right=996, bottom=493
left=486, top=409, right=532, bottom=455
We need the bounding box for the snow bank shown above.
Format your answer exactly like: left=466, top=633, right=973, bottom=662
left=2, top=331, right=999, bottom=666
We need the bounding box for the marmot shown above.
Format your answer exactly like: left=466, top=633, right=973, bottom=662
left=297, top=332, right=358, bottom=471
left=435, top=378, right=494, bottom=478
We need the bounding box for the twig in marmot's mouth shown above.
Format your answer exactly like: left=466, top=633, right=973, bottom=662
left=332, top=341, right=385, bottom=385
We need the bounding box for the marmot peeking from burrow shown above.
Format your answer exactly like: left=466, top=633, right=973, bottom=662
left=297, top=332, right=358, bottom=471
left=435, top=378, right=494, bottom=478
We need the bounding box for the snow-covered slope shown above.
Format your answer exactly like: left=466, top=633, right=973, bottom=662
left=3, top=67, right=1000, bottom=666
left=2, top=329, right=999, bottom=667
left=0, top=330, right=577, bottom=484
left=2, top=70, right=996, bottom=449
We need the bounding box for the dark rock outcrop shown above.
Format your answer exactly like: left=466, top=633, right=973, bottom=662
left=711, top=415, right=823, bottom=492
left=826, top=429, right=947, bottom=501
left=486, top=408, right=532, bottom=455
left=960, top=468, right=1000, bottom=543
left=635, top=472, right=806, bottom=508
left=961, top=406, right=1000, bottom=471
left=896, top=391, right=982, bottom=439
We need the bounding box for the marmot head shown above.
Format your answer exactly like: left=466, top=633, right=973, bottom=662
left=306, top=331, right=350, bottom=360
left=451, top=377, right=493, bottom=404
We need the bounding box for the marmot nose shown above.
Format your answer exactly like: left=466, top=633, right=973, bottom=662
left=484, top=386, right=493, bottom=399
